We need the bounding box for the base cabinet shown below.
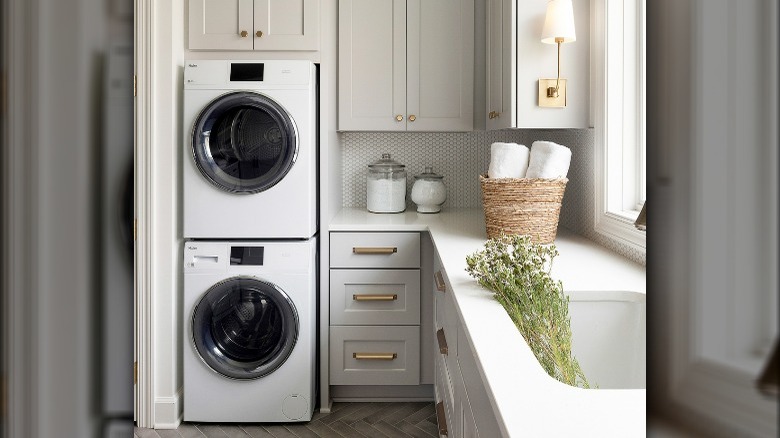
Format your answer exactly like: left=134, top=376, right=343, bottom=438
left=328, top=231, right=433, bottom=399
left=432, top=249, right=502, bottom=437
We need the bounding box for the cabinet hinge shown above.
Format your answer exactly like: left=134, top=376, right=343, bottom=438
left=133, top=219, right=137, bottom=241
left=133, top=361, right=138, bottom=384
left=133, top=75, right=137, bottom=97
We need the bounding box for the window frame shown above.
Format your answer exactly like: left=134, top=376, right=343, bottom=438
left=592, top=0, right=647, bottom=250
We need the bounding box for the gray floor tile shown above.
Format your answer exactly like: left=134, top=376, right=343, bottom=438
left=197, top=425, right=230, bottom=438
left=327, top=420, right=369, bottom=438
left=239, top=425, right=276, bottom=438
left=156, top=429, right=184, bottom=438
left=282, top=424, right=320, bottom=438
left=318, top=403, right=366, bottom=425
left=361, top=403, right=405, bottom=424
left=371, top=421, right=407, bottom=438
left=413, top=418, right=439, bottom=438
left=134, top=427, right=160, bottom=438
left=338, top=403, right=391, bottom=425
left=397, top=421, right=437, bottom=438
left=218, top=425, right=251, bottom=437
left=302, top=421, right=345, bottom=438
left=169, top=402, right=437, bottom=438
left=404, top=403, right=435, bottom=424
left=263, top=425, right=298, bottom=438
left=349, top=420, right=393, bottom=438
left=177, top=423, right=207, bottom=438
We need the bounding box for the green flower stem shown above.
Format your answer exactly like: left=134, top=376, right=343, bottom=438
left=466, top=234, right=590, bottom=389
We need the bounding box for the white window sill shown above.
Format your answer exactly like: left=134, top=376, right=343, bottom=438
left=594, top=211, right=646, bottom=252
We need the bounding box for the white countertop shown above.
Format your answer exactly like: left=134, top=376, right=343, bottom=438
left=330, top=208, right=647, bottom=436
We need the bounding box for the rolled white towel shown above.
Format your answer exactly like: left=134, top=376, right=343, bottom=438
left=525, top=141, right=571, bottom=179
left=487, top=142, right=530, bottom=179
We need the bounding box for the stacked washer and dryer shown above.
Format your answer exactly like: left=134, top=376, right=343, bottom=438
left=182, top=60, right=318, bottom=423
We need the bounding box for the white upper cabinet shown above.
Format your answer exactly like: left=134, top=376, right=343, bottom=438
left=338, top=0, right=474, bottom=131
left=188, top=0, right=320, bottom=51
left=486, top=0, right=590, bottom=129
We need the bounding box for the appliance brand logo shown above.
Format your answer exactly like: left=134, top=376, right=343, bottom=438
left=187, top=245, right=198, bottom=250
left=188, top=63, right=198, bottom=68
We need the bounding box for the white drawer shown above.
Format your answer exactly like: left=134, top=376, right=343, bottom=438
left=329, top=325, right=420, bottom=385
left=330, top=269, right=421, bottom=325
left=330, top=232, right=420, bottom=268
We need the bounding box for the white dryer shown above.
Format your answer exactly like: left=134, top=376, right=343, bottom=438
left=183, top=60, right=317, bottom=239
left=183, top=239, right=316, bottom=422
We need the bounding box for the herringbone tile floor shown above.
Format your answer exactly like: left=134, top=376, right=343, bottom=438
left=134, top=402, right=439, bottom=438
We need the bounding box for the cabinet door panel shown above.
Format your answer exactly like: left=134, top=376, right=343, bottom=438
left=189, top=0, right=254, bottom=50
left=407, top=0, right=474, bottom=131
left=338, top=0, right=407, bottom=130
left=485, top=0, right=516, bottom=129
left=253, top=0, right=319, bottom=51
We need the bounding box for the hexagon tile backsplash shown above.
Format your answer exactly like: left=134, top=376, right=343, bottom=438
left=341, top=129, right=645, bottom=266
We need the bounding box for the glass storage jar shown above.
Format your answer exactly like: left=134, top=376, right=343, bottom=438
left=366, top=153, right=407, bottom=213
left=411, top=166, right=446, bottom=213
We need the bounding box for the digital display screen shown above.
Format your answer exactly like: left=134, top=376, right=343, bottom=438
left=230, top=63, right=264, bottom=81
left=229, top=246, right=264, bottom=265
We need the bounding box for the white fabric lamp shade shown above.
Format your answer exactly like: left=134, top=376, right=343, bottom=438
left=541, top=0, right=576, bottom=44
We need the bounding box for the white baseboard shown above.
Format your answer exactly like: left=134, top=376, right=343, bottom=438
left=153, top=388, right=182, bottom=429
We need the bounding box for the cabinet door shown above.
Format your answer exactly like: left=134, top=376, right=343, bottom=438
left=253, top=0, right=320, bottom=51
left=189, top=0, right=254, bottom=50
left=406, top=0, right=474, bottom=132
left=338, top=0, right=407, bottom=130
left=485, top=0, right=516, bottom=129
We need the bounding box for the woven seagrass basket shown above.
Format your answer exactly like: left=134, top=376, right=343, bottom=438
left=479, top=174, right=568, bottom=244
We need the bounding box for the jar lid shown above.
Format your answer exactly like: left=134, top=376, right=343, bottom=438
left=414, top=166, right=443, bottom=180
left=368, top=153, right=406, bottom=173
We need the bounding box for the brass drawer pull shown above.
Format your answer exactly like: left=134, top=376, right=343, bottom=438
left=352, top=246, right=398, bottom=255
left=353, top=352, right=398, bottom=360
left=435, top=401, right=448, bottom=436
left=353, top=294, right=398, bottom=301
left=436, top=328, right=448, bottom=355
left=434, top=270, right=446, bottom=292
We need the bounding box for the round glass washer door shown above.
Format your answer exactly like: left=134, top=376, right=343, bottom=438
left=191, top=91, right=298, bottom=193
left=191, top=276, right=298, bottom=380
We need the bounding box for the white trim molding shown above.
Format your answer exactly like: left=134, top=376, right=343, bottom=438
left=134, top=0, right=155, bottom=428
left=592, top=0, right=646, bottom=252
left=153, top=388, right=183, bottom=429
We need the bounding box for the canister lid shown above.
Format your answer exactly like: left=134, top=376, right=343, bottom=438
left=413, top=166, right=443, bottom=180
left=368, top=153, right=406, bottom=173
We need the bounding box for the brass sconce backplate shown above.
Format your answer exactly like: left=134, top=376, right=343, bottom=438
left=538, top=78, right=567, bottom=108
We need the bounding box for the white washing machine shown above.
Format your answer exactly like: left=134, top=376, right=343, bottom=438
left=183, top=60, right=317, bottom=239
left=183, top=239, right=316, bottom=422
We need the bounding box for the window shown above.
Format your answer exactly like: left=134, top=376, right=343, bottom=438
left=592, top=0, right=646, bottom=249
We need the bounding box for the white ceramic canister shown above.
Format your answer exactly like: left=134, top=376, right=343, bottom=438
left=366, top=153, right=407, bottom=213
left=411, top=166, right=446, bottom=213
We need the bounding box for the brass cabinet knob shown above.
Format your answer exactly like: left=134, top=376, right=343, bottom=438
left=408, top=115, right=416, bottom=122
left=256, top=30, right=263, bottom=37
left=240, top=30, right=248, bottom=37
left=395, top=115, right=404, bottom=122
left=488, top=111, right=500, bottom=119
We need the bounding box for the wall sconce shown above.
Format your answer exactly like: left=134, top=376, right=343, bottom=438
left=539, top=0, right=576, bottom=108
